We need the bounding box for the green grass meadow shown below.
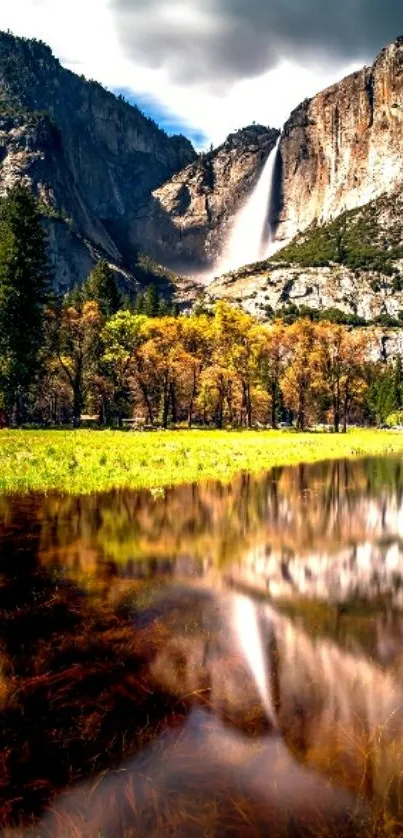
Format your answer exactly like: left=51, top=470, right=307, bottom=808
left=1, top=428, right=403, bottom=495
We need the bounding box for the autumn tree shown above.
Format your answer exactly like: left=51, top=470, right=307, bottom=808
left=102, top=311, right=155, bottom=424
left=180, top=315, right=212, bottom=427
left=141, top=317, right=192, bottom=428
left=314, top=323, right=370, bottom=432
left=35, top=298, right=383, bottom=431
left=338, top=330, right=370, bottom=432
left=213, top=302, right=260, bottom=428
left=50, top=300, right=102, bottom=427
left=257, top=321, right=286, bottom=428
left=281, top=319, right=318, bottom=430
left=313, top=323, right=346, bottom=432
left=197, top=362, right=238, bottom=428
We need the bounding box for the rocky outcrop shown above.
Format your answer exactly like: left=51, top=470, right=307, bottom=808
left=0, top=31, right=196, bottom=288
left=137, top=126, right=279, bottom=271
left=207, top=261, right=403, bottom=324
left=0, top=111, right=125, bottom=286
left=274, top=37, right=403, bottom=243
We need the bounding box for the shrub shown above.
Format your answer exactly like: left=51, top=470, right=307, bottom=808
left=271, top=200, right=403, bottom=277
left=385, top=410, right=403, bottom=427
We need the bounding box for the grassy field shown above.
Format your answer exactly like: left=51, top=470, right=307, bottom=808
left=1, top=428, right=403, bottom=495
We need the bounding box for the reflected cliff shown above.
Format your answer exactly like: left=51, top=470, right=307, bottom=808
left=2, top=457, right=403, bottom=835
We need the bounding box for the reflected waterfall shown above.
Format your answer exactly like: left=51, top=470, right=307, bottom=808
left=232, top=593, right=277, bottom=727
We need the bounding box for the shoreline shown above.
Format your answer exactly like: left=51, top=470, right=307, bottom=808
left=1, top=428, right=403, bottom=495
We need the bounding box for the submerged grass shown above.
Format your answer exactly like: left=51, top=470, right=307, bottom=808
left=1, top=428, right=403, bottom=495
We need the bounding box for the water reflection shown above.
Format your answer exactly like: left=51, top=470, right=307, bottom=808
left=2, top=457, right=403, bottom=835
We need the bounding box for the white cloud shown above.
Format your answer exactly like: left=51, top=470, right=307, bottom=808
left=0, top=0, right=361, bottom=148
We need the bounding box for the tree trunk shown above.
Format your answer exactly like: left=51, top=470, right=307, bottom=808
left=72, top=383, right=82, bottom=428
left=297, top=387, right=305, bottom=431
left=188, top=368, right=197, bottom=429
left=333, top=399, right=340, bottom=433
left=99, top=396, right=107, bottom=427
left=133, top=355, right=153, bottom=426
left=333, top=380, right=340, bottom=433
left=242, top=381, right=252, bottom=429
left=11, top=394, right=21, bottom=428
left=52, top=396, right=58, bottom=425
left=216, top=387, right=224, bottom=429
left=271, top=381, right=278, bottom=429
left=162, top=385, right=170, bottom=429
left=227, top=381, right=234, bottom=427
left=170, top=382, right=177, bottom=426
left=69, top=355, right=83, bottom=429
left=342, top=392, right=349, bottom=433
left=139, top=381, right=153, bottom=425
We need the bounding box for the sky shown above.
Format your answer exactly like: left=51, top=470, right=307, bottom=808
left=1, top=0, right=403, bottom=149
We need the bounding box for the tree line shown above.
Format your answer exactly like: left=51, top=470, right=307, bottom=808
left=0, top=184, right=402, bottom=431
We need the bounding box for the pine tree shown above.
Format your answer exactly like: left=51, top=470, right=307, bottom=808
left=134, top=291, right=145, bottom=314
left=0, top=185, right=50, bottom=423
left=143, top=284, right=158, bottom=317
left=158, top=296, right=170, bottom=316
left=394, top=354, right=403, bottom=409
left=82, top=260, right=120, bottom=317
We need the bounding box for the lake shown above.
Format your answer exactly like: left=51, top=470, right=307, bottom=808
left=2, top=456, right=403, bottom=836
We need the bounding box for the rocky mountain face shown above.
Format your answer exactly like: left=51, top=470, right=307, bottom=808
left=275, top=37, right=403, bottom=244
left=207, top=260, right=403, bottom=325
left=2, top=29, right=403, bottom=318
left=0, top=31, right=196, bottom=290
left=151, top=37, right=403, bottom=277
left=136, top=125, right=279, bottom=271
left=199, top=38, right=403, bottom=353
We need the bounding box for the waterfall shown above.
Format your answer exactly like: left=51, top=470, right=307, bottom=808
left=215, top=137, right=280, bottom=275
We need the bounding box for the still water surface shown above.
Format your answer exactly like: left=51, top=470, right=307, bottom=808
left=2, top=457, right=403, bottom=836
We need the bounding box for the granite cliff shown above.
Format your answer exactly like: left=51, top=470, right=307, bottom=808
left=0, top=31, right=196, bottom=290
left=136, top=125, right=279, bottom=271
left=275, top=37, right=403, bottom=244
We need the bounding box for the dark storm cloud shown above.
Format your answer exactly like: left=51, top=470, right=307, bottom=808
left=109, top=0, right=403, bottom=87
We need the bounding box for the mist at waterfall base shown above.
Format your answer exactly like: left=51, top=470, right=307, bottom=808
left=213, top=137, right=281, bottom=278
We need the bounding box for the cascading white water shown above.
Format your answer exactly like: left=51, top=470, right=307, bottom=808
left=232, top=593, right=277, bottom=726
left=215, top=137, right=280, bottom=275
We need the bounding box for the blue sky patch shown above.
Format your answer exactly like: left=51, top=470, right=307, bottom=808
left=112, top=87, right=209, bottom=150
